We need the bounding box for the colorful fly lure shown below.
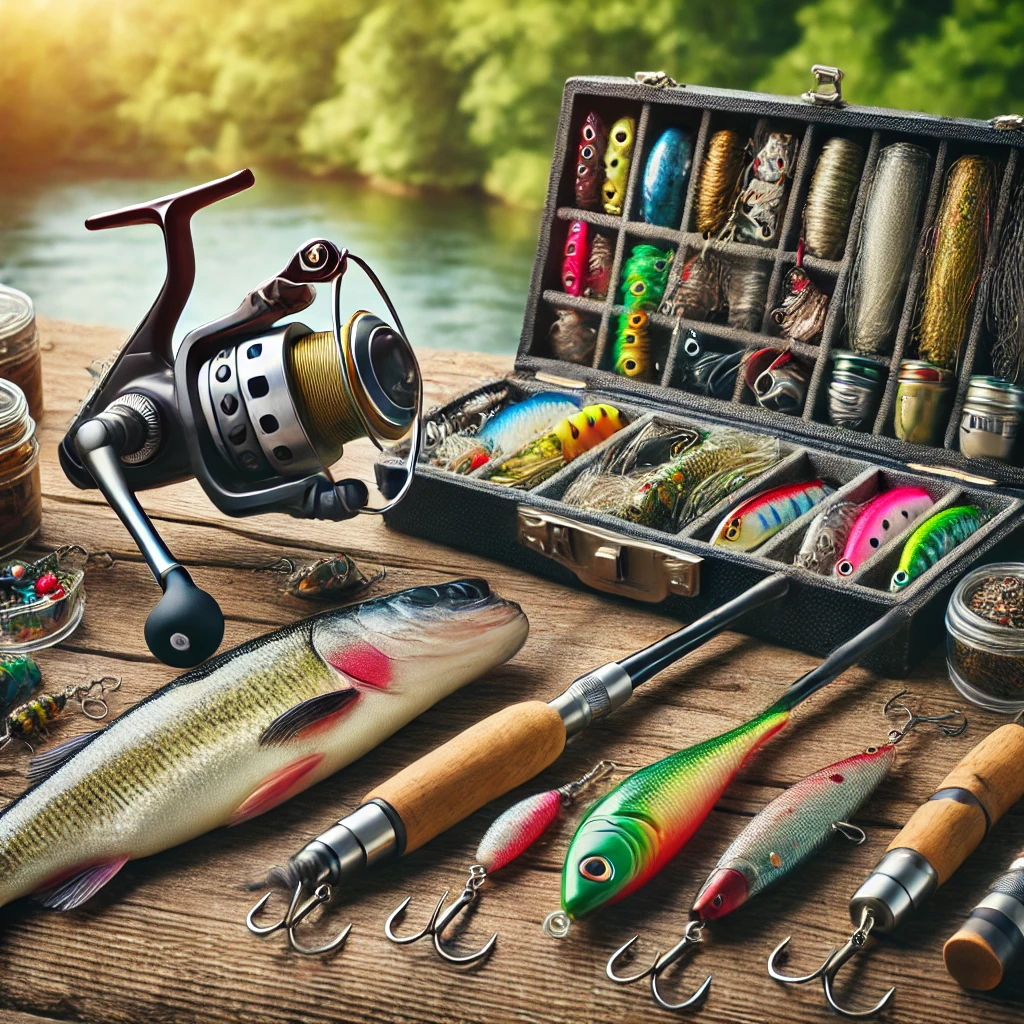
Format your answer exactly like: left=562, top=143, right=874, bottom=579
left=585, top=234, right=614, bottom=300
left=711, top=480, right=833, bottom=552
left=422, top=384, right=510, bottom=454
left=890, top=505, right=986, bottom=592
left=643, top=128, right=694, bottom=228
left=548, top=310, right=597, bottom=365
left=602, top=117, right=636, bottom=216
left=620, top=244, right=674, bottom=311
left=614, top=311, right=654, bottom=380
left=562, top=221, right=589, bottom=296
left=575, top=112, right=607, bottom=211
left=724, top=132, right=799, bottom=244
left=1, top=677, right=121, bottom=754
left=834, top=486, right=933, bottom=577
left=0, top=654, right=41, bottom=711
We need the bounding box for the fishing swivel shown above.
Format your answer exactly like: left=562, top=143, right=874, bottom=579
left=607, top=919, right=712, bottom=1011
left=246, top=880, right=351, bottom=956
left=0, top=675, right=122, bottom=754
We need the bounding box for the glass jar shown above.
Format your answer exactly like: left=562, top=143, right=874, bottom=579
left=959, top=376, right=1024, bottom=462
left=0, top=380, right=41, bottom=560
left=894, top=360, right=955, bottom=446
left=946, top=563, right=1024, bottom=712
left=0, top=285, right=42, bottom=421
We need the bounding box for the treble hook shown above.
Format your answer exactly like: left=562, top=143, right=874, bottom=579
left=768, top=907, right=895, bottom=1018
left=246, top=881, right=352, bottom=955
left=384, top=864, right=496, bottom=966
left=73, top=676, right=122, bottom=720
left=606, top=919, right=712, bottom=1011
left=883, top=689, right=967, bottom=744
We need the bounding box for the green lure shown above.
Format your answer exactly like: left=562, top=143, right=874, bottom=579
left=891, top=505, right=985, bottom=592
left=0, top=654, right=42, bottom=711
left=620, top=244, right=674, bottom=311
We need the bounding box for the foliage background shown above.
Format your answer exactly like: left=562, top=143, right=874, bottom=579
left=3, top=0, right=1023, bottom=208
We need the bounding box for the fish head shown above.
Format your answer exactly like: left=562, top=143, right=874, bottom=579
left=690, top=867, right=749, bottom=922
left=311, top=579, right=528, bottom=691
left=711, top=506, right=751, bottom=549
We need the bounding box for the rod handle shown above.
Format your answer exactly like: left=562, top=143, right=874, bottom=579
left=363, top=701, right=567, bottom=854
left=887, top=723, right=1024, bottom=886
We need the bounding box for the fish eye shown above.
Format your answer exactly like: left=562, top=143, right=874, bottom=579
left=615, top=130, right=627, bottom=144
left=584, top=126, right=595, bottom=141
left=867, top=746, right=878, bottom=753
left=566, top=242, right=576, bottom=255
left=577, top=163, right=588, bottom=175
left=654, top=260, right=666, bottom=271
left=630, top=314, right=643, bottom=326
left=624, top=360, right=637, bottom=372
left=579, top=855, right=613, bottom=882
left=713, top=894, right=724, bottom=908
left=631, top=281, right=645, bottom=294
left=581, top=145, right=593, bottom=160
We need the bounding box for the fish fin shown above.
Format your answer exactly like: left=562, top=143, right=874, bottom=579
left=34, top=857, right=129, bottom=911
left=259, top=689, right=360, bottom=745
left=26, top=729, right=105, bottom=785
left=230, top=753, right=324, bottom=826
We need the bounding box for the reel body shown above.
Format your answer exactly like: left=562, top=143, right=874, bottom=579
left=59, top=170, right=422, bottom=667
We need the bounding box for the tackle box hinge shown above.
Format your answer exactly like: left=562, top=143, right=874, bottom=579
left=517, top=507, right=702, bottom=602
left=634, top=71, right=681, bottom=90
left=801, top=65, right=845, bottom=108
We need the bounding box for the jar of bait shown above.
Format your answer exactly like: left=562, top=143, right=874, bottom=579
left=959, top=376, right=1024, bottom=462
left=946, top=563, right=1024, bottom=712
left=893, top=360, right=955, bottom=446
left=0, top=380, right=42, bottom=561
left=0, top=285, right=42, bottom=421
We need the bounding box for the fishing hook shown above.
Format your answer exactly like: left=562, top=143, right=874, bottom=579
left=883, top=689, right=967, bottom=744
left=384, top=864, right=496, bottom=966
left=246, top=881, right=352, bottom=955
left=606, top=919, right=712, bottom=1011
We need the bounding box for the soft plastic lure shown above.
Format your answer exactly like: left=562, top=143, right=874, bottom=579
left=486, top=404, right=626, bottom=489
left=712, top=480, right=833, bottom=552
left=614, top=311, right=654, bottom=380
left=643, top=128, right=693, bottom=228
left=891, top=505, right=985, bottom=592
left=620, top=244, right=674, bottom=311
left=543, top=610, right=906, bottom=935
left=562, top=220, right=589, bottom=296
left=794, top=500, right=862, bottom=575
left=575, top=112, right=607, bottom=211
left=602, top=117, right=636, bottom=216
left=0, top=654, right=41, bottom=711
left=835, top=486, right=933, bottom=577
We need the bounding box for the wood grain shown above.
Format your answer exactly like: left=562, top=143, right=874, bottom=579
left=0, top=318, right=1021, bottom=1024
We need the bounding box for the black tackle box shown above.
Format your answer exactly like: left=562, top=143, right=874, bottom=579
left=380, top=70, right=1024, bottom=675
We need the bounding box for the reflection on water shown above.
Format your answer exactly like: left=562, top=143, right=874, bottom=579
left=0, top=171, right=539, bottom=353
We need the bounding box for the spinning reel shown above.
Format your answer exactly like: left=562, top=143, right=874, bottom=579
left=60, top=170, right=422, bottom=668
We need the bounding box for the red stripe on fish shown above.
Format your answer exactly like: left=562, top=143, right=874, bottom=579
left=230, top=753, right=325, bottom=825
left=327, top=640, right=392, bottom=688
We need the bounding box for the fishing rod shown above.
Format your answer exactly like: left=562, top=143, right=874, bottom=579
left=246, top=571, right=790, bottom=953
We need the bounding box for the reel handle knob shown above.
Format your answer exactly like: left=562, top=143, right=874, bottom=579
left=144, top=567, right=224, bottom=668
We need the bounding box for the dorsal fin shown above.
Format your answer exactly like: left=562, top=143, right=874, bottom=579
left=259, top=688, right=359, bottom=745
left=26, top=729, right=104, bottom=785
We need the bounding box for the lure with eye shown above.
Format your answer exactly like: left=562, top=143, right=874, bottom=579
left=574, top=112, right=607, bottom=211
left=602, top=117, right=636, bottom=216
left=0, top=677, right=121, bottom=754
left=724, top=132, right=799, bottom=244
left=712, top=480, right=833, bottom=552
left=614, top=311, right=653, bottom=380
left=620, top=244, right=674, bottom=311
left=834, top=486, right=933, bottom=577
left=793, top=500, right=862, bottom=576
left=561, top=221, right=589, bottom=296
left=890, top=505, right=986, bottom=592
left=0, top=654, right=42, bottom=712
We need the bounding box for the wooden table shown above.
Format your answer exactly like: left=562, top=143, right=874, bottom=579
left=1, top=319, right=1022, bottom=1024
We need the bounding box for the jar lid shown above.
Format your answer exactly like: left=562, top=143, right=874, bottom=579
left=0, top=378, right=28, bottom=433
left=965, top=375, right=1024, bottom=410
left=898, top=360, right=955, bottom=384
left=0, top=285, right=36, bottom=347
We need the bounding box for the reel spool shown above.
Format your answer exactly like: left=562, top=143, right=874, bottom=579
left=59, top=171, right=422, bottom=668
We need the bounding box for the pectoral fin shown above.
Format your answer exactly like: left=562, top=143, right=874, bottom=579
left=230, top=753, right=325, bottom=826
left=259, top=688, right=360, bottom=745
left=34, top=857, right=130, bottom=911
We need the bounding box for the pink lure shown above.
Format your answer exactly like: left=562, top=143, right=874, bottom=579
left=562, top=220, right=590, bottom=296
left=476, top=789, right=563, bottom=873
left=836, top=486, right=933, bottom=577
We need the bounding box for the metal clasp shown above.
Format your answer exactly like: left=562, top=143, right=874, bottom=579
left=635, top=71, right=680, bottom=90
left=990, top=114, right=1024, bottom=132
left=517, top=507, right=701, bottom=602
left=801, top=65, right=845, bottom=107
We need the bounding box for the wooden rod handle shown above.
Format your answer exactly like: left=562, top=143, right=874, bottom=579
left=363, top=701, right=567, bottom=854
left=887, top=723, right=1024, bottom=885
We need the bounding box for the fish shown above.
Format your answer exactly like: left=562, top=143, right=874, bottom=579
left=614, top=311, right=654, bottom=380
left=835, top=486, right=933, bottom=577
left=548, top=310, right=597, bottom=365
left=691, top=744, right=895, bottom=921
left=602, top=117, right=636, bottom=216
left=643, top=128, right=693, bottom=227
left=620, top=244, right=674, bottom=310
left=575, top=112, right=607, bottom=210
left=585, top=233, right=614, bottom=300
left=0, top=654, right=41, bottom=711
left=891, top=505, right=985, bottom=592
left=0, top=580, right=528, bottom=914
left=794, top=501, right=863, bottom=576
left=485, top=404, right=626, bottom=489
left=562, top=220, right=589, bottom=296
left=712, top=480, right=833, bottom=552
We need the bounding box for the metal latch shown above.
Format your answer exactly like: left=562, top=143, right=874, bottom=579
left=635, top=71, right=680, bottom=90
left=518, top=507, right=701, bottom=602
left=990, top=114, right=1024, bottom=132
left=802, top=65, right=845, bottom=107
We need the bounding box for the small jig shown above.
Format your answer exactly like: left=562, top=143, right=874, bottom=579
left=256, top=553, right=384, bottom=602
left=0, top=676, right=122, bottom=754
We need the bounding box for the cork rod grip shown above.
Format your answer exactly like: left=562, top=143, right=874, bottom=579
left=363, top=701, right=567, bottom=853
left=887, top=723, right=1024, bottom=886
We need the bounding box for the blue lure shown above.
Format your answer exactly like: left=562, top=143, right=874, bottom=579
left=0, top=654, right=42, bottom=711
left=643, top=128, right=694, bottom=227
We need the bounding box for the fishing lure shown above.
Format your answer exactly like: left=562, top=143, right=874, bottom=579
left=834, top=486, right=933, bottom=577
left=485, top=404, right=626, bottom=489
left=422, top=384, right=511, bottom=454
left=574, top=112, right=607, bottom=211
left=891, top=504, right=986, bottom=591
left=620, top=244, right=673, bottom=311
left=384, top=760, right=623, bottom=964
left=660, top=251, right=728, bottom=322
left=0, top=654, right=42, bottom=711
left=547, top=309, right=597, bottom=365
left=643, top=128, right=693, bottom=227
left=696, top=130, right=746, bottom=236
left=724, top=132, right=799, bottom=244
left=561, top=220, right=589, bottom=296
left=602, top=117, right=636, bottom=216
left=793, top=500, right=862, bottom=576
left=988, top=177, right=1024, bottom=383
left=712, top=480, right=833, bottom=552
left=257, top=553, right=384, bottom=602
left=726, top=260, right=769, bottom=332
left=614, top=311, right=654, bottom=380
left=0, top=677, right=121, bottom=754
left=585, top=233, right=614, bottom=300
left=802, top=137, right=865, bottom=261
left=542, top=608, right=908, bottom=936
left=916, top=154, right=994, bottom=369
left=771, top=264, right=829, bottom=344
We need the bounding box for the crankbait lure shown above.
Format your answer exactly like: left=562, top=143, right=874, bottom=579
left=614, top=311, right=654, bottom=380
left=485, top=404, right=626, bottom=489
left=422, top=384, right=510, bottom=454
left=574, top=112, right=607, bottom=211
left=585, top=233, right=614, bottom=300
left=771, top=264, right=829, bottom=345
left=891, top=504, right=986, bottom=591
left=0, top=654, right=41, bottom=711
left=724, top=132, right=799, bottom=244
left=602, top=117, right=636, bottom=216
left=660, top=250, right=728, bottom=322
left=712, top=479, right=833, bottom=552
left=562, top=220, right=589, bottom=296
left=543, top=608, right=909, bottom=935
left=1, top=677, right=120, bottom=754
left=643, top=128, right=693, bottom=227
left=834, top=486, right=933, bottom=577
left=794, top=500, right=862, bottom=576
left=620, top=244, right=674, bottom=311
left=802, top=137, right=865, bottom=261
left=257, top=553, right=384, bottom=602
left=385, top=760, right=623, bottom=964
left=0, top=581, right=527, bottom=914
left=696, top=130, right=746, bottom=236
left=548, top=309, right=597, bottom=365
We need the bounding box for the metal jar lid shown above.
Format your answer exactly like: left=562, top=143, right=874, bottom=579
left=898, top=360, right=955, bottom=385
left=0, top=285, right=36, bottom=359
left=0, top=379, right=33, bottom=455
left=964, top=376, right=1024, bottom=412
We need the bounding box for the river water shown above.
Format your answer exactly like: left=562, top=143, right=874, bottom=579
left=0, top=171, right=539, bottom=354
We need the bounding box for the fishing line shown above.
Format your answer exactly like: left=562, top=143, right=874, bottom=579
left=726, top=260, right=769, bottom=332
left=695, top=130, right=747, bottom=236
left=802, top=136, right=865, bottom=261
left=987, top=176, right=1024, bottom=383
